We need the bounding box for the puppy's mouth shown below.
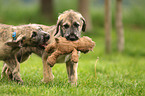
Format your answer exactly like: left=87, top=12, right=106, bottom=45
left=39, top=43, right=48, bottom=49
left=39, top=35, right=50, bottom=49
left=66, top=34, right=79, bottom=41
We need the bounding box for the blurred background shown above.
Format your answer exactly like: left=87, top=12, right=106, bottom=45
left=0, top=0, right=145, bottom=54
left=0, top=0, right=144, bottom=27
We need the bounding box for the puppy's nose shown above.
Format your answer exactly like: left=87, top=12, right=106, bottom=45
left=45, top=34, right=50, bottom=40
left=70, top=30, right=74, bottom=35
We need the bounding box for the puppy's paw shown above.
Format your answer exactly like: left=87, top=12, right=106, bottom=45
left=41, top=75, right=54, bottom=83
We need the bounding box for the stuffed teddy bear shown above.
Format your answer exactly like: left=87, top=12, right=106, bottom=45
left=45, top=36, right=95, bottom=67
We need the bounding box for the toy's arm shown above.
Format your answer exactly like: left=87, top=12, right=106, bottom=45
left=45, top=43, right=56, bottom=53
left=47, top=50, right=62, bottom=67
left=71, top=48, right=79, bottom=63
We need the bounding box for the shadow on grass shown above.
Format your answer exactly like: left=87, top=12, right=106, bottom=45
left=0, top=77, right=72, bottom=88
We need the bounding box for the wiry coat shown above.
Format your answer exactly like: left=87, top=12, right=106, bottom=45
left=0, top=24, right=50, bottom=83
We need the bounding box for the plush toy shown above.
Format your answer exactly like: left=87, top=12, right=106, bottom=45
left=45, top=36, right=95, bottom=67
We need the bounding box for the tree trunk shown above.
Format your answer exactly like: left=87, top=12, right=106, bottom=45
left=116, top=0, right=124, bottom=52
left=105, top=0, right=112, bottom=53
left=78, top=0, right=92, bottom=32
left=41, top=0, right=54, bottom=21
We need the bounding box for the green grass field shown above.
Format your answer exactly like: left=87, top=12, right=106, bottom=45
left=0, top=27, right=145, bottom=96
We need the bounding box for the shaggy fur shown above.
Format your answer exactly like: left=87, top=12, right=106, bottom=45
left=0, top=24, right=50, bottom=83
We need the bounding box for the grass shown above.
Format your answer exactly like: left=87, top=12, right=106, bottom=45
left=0, top=27, right=145, bottom=95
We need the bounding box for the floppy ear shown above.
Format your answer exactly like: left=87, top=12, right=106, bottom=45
left=55, top=38, right=60, bottom=43
left=81, top=17, right=86, bottom=32
left=54, top=19, right=63, bottom=36
left=6, top=34, right=26, bottom=47
left=6, top=42, right=20, bottom=48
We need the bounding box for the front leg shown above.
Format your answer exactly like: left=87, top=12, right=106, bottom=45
left=5, top=55, right=23, bottom=84
left=1, top=63, right=8, bottom=79
left=1, top=63, right=13, bottom=80
left=41, top=52, right=54, bottom=83
left=66, top=60, right=78, bottom=85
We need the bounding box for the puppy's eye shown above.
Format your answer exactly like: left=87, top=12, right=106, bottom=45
left=73, top=22, right=80, bottom=28
left=63, top=24, right=69, bottom=29
left=32, top=32, right=37, bottom=37
left=39, top=28, right=43, bottom=31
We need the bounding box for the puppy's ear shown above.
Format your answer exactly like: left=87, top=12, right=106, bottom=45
left=54, top=19, right=63, bottom=36
left=6, top=35, right=26, bottom=47
left=55, top=38, right=59, bottom=43
left=81, top=17, right=86, bottom=32
left=6, top=42, right=20, bottom=48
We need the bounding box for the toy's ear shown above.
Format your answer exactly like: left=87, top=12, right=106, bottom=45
left=55, top=38, right=59, bottom=43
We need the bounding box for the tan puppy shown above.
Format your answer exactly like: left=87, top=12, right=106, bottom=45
left=42, top=10, right=86, bottom=85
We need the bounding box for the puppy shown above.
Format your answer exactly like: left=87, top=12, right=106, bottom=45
left=42, top=10, right=86, bottom=85
left=0, top=24, right=50, bottom=83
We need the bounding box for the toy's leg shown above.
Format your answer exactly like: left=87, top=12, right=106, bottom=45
left=41, top=52, right=54, bottom=83
left=47, top=50, right=61, bottom=67
left=66, top=60, right=78, bottom=85
left=71, top=49, right=79, bottom=63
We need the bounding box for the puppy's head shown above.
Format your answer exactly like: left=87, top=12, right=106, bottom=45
left=55, top=10, right=86, bottom=41
left=7, top=25, right=50, bottom=49
left=23, top=25, right=50, bottom=49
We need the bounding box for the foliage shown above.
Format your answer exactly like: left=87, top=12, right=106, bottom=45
left=91, top=0, right=145, bottom=28
left=0, top=0, right=145, bottom=28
